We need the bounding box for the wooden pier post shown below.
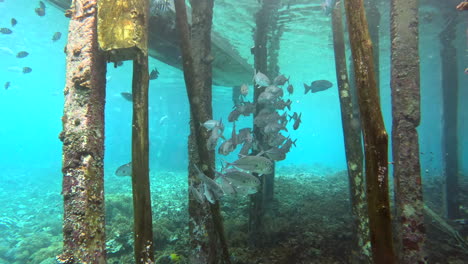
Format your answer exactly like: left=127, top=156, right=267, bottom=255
left=174, top=0, right=231, bottom=262
left=390, top=0, right=427, bottom=262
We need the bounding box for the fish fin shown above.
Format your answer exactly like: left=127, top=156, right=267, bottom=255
left=256, top=150, right=266, bottom=157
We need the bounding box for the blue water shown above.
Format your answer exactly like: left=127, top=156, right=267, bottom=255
left=1, top=0, right=467, bottom=263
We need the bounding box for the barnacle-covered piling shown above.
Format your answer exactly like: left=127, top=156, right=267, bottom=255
left=344, top=0, right=396, bottom=262
left=331, top=4, right=372, bottom=264
left=58, top=0, right=107, bottom=263
left=391, top=0, right=427, bottom=262
left=174, top=0, right=231, bottom=262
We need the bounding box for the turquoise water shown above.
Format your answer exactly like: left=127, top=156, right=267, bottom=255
left=1, top=0, right=467, bottom=263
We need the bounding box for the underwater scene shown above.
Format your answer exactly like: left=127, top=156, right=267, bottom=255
left=1, top=0, right=468, bottom=263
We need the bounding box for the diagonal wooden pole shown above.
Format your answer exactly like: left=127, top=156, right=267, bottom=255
left=344, top=0, right=396, bottom=262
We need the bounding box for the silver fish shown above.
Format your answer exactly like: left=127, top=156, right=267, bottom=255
left=218, top=139, right=235, bottom=156
left=203, top=118, right=222, bottom=131
left=239, top=140, right=253, bottom=158
left=264, top=122, right=287, bottom=134
left=273, top=99, right=292, bottom=111
left=236, top=128, right=252, bottom=143
left=273, top=74, right=289, bottom=86
left=217, top=176, right=237, bottom=195
left=194, top=164, right=224, bottom=200
left=267, top=133, right=287, bottom=147
left=265, top=147, right=286, bottom=161
left=253, top=70, right=271, bottom=87
left=227, top=154, right=273, bottom=174
left=115, top=162, right=132, bottom=176
left=258, top=91, right=276, bottom=105
left=265, top=85, right=283, bottom=97
left=236, top=102, right=256, bottom=116
left=223, top=169, right=260, bottom=188
left=190, top=184, right=205, bottom=204
left=207, top=126, right=223, bottom=151
left=228, top=109, right=241, bottom=122
left=280, top=138, right=297, bottom=153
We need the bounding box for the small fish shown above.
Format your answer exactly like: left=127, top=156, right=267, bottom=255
left=321, top=0, right=337, bottom=15
left=265, top=85, right=284, bottom=97
left=0, top=28, right=12, bottom=34
left=273, top=74, right=289, bottom=86
left=154, top=0, right=172, bottom=12
left=203, top=118, right=223, bottom=131
left=264, top=122, right=287, bottom=134
left=222, top=169, right=260, bottom=188
left=207, top=125, right=224, bottom=151
left=253, top=70, right=271, bottom=87
left=149, top=68, right=159, bottom=80
left=287, top=84, right=294, bottom=95
left=228, top=109, right=241, bottom=122
left=273, top=99, right=292, bottom=111
left=235, top=101, right=256, bottom=117
left=22, top=67, right=32, bottom=74
left=16, top=51, right=29, bottom=58
left=264, top=147, right=286, bottom=161
left=113, top=61, right=123, bottom=68
left=11, top=18, right=17, bottom=27
left=4, top=81, right=10, bottom=90
left=218, top=139, right=235, bottom=156
left=35, top=7, right=45, bottom=16
left=280, top=138, right=297, bottom=154
left=189, top=184, right=205, bottom=204
left=304, top=80, right=333, bottom=94
left=159, top=115, right=169, bottom=125
left=240, top=84, right=249, bottom=96
left=292, top=112, right=302, bottom=130
left=52, top=32, right=62, bottom=41
left=121, top=92, right=133, bottom=102
left=257, top=91, right=276, bottom=105
left=115, top=162, right=132, bottom=176
left=267, top=133, right=287, bottom=147
left=238, top=140, right=253, bottom=158
left=193, top=164, right=224, bottom=201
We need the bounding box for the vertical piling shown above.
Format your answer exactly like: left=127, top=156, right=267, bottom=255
left=390, top=0, right=427, bottom=262
left=248, top=0, right=280, bottom=247
left=131, top=54, right=154, bottom=264
left=58, top=0, right=107, bottom=263
left=343, top=0, right=396, bottom=262
left=174, top=0, right=231, bottom=262
left=331, top=5, right=372, bottom=264
left=439, top=8, right=460, bottom=220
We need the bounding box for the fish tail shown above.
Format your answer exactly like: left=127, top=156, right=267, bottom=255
left=304, top=83, right=311, bottom=94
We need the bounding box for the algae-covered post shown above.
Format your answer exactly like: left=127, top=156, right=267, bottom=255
left=248, top=0, right=281, bottom=248
left=363, top=0, right=381, bottom=95
left=331, top=4, right=372, bottom=264
left=390, top=0, right=427, bottom=262
left=438, top=3, right=460, bottom=220
left=174, top=0, right=231, bottom=262
left=98, top=0, right=154, bottom=263
left=58, top=0, right=107, bottom=263
left=343, top=0, right=396, bottom=262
